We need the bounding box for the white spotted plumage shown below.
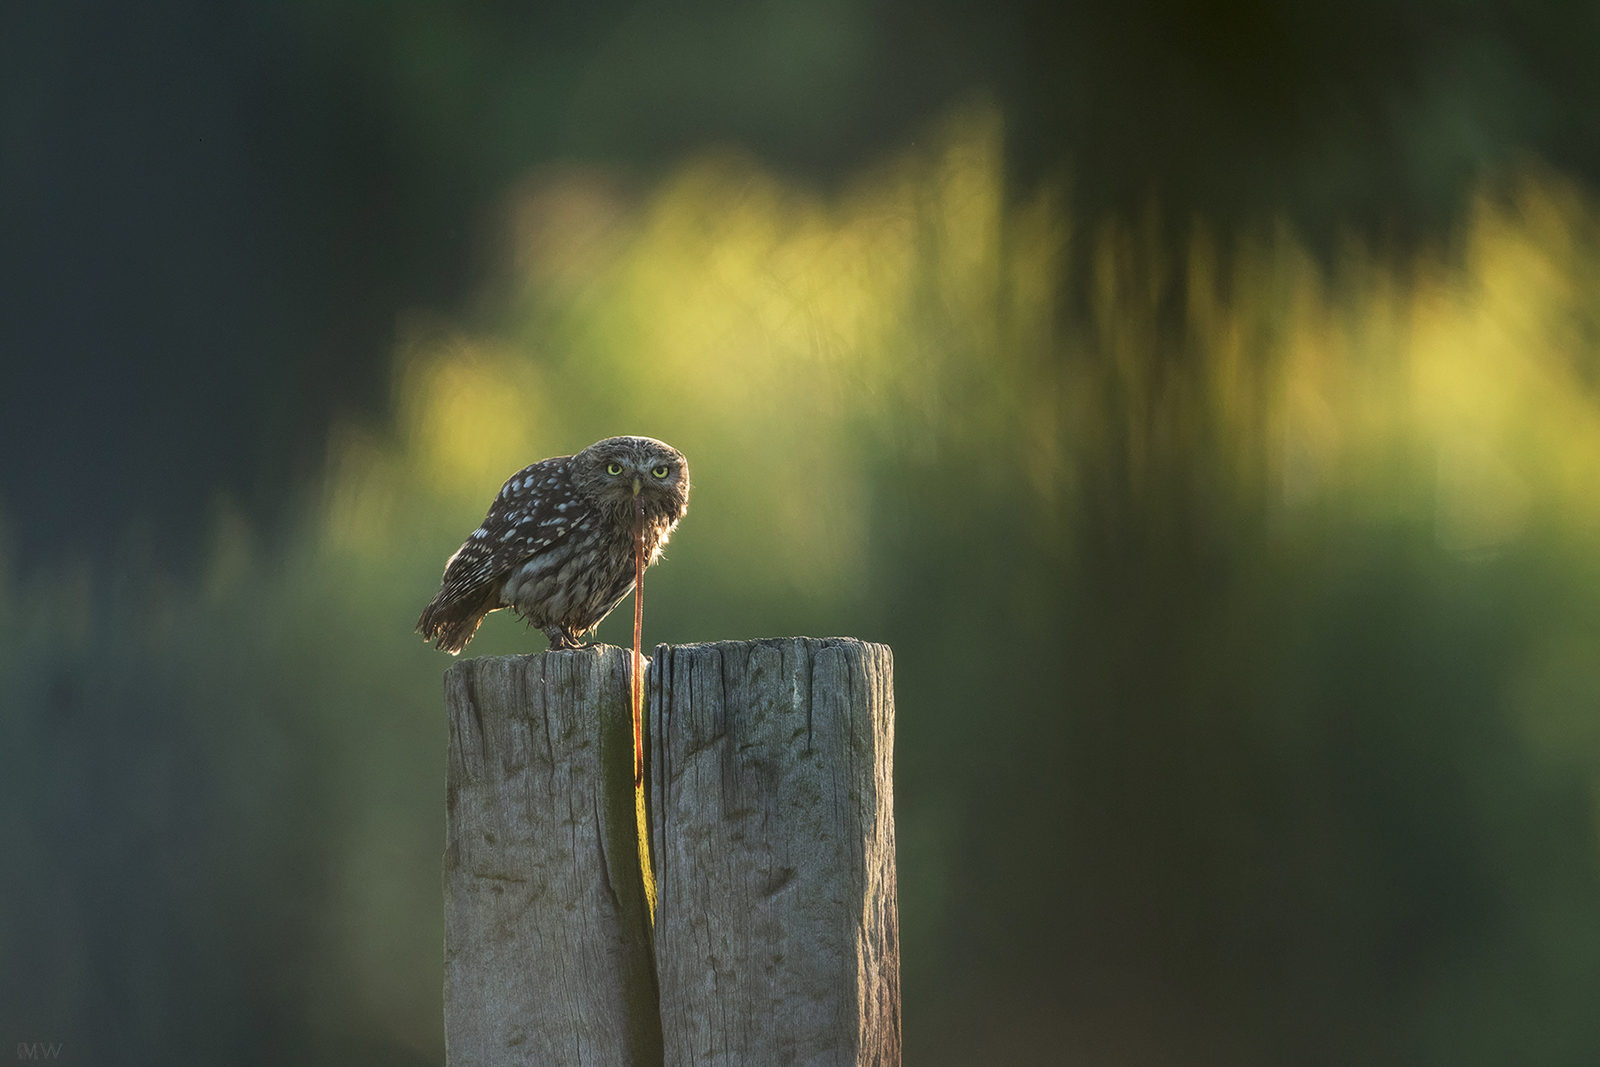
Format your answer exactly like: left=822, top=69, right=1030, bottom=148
left=416, top=436, right=691, bottom=654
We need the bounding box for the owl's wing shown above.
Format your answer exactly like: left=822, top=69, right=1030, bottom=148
left=416, top=456, right=586, bottom=652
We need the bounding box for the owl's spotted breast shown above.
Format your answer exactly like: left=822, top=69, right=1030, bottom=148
left=416, top=436, right=690, bottom=654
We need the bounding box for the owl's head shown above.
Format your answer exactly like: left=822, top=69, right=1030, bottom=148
left=573, top=435, right=691, bottom=524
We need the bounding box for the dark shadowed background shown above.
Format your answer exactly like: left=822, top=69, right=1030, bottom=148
left=5, top=1, right=1600, bottom=1063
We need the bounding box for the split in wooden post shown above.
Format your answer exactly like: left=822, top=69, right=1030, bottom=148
left=442, top=637, right=900, bottom=1067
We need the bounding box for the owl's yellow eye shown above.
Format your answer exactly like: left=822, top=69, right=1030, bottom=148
left=652, top=465, right=670, bottom=479
left=606, top=463, right=624, bottom=476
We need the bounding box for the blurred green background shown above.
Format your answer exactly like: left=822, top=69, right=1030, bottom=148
left=6, top=1, right=1600, bottom=1064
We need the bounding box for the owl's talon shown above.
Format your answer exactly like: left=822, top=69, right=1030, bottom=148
left=542, top=624, right=596, bottom=651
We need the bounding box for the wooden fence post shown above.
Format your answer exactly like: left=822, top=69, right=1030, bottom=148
left=443, top=648, right=662, bottom=1067
left=442, top=638, right=899, bottom=1067
left=649, top=638, right=901, bottom=1066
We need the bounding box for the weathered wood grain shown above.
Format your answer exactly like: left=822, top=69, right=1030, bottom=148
left=443, top=648, right=662, bottom=1067
left=648, top=638, right=901, bottom=1066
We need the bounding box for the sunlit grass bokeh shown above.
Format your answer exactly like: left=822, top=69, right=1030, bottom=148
left=5, top=104, right=1600, bottom=1064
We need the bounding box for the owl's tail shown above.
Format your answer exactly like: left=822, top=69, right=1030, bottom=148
left=416, top=586, right=499, bottom=655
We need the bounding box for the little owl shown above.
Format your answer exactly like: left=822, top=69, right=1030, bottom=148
left=416, top=435, right=690, bottom=654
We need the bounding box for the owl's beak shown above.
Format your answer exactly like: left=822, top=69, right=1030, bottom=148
left=631, top=477, right=641, bottom=497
